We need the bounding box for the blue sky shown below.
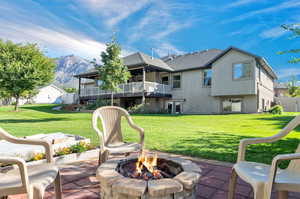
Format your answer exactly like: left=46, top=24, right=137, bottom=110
left=0, top=0, right=299, bottom=81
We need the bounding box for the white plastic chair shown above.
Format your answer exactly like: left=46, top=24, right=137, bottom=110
left=228, top=115, right=300, bottom=199
left=92, top=106, right=144, bottom=165
left=0, top=127, right=62, bottom=199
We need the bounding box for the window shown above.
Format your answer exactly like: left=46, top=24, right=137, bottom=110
left=96, top=80, right=103, bottom=86
left=162, top=76, right=169, bottom=85
left=167, top=102, right=173, bottom=114
left=222, top=98, right=242, bottom=112
left=172, top=75, right=181, bottom=88
left=203, top=69, right=212, bottom=86
left=233, top=63, right=252, bottom=80
left=175, top=102, right=181, bottom=114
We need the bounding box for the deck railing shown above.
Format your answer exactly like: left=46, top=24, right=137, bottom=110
left=80, top=81, right=171, bottom=97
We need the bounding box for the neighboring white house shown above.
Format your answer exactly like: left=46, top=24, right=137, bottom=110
left=32, top=84, right=66, bottom=104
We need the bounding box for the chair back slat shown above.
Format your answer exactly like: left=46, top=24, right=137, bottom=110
left=95, top=106, right=125, bottom=145
left=288, top=143, right=300, bottom=172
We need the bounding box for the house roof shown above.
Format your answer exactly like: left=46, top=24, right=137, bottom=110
left=204, top=46, right=278, bottom=79
left=40, top=84, right=66, bottom=94
left=124, top=52, right=174, bottom=71
left=163, top=49, right=222, bottom=72
left=74, top=52, right=174, bottom=78
left=74, top=46, right=277, bottom=80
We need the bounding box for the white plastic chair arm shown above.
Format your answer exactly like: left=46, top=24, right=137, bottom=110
left=0, top=157, right=29, bottom=190
left=92, top=113, right=105, bottom=150
left=0, top=128, right=53, bottom=163
left=238, top=135, right=286, bottom=162
left=9, top=138, right=53, bottom=163
left=264, top=153, right=300, bottom=198
left=238, top=115, right=300, bottom=162
left=125, top=114, right=145, bottom=148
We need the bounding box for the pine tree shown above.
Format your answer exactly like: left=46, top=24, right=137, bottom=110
left=93, top=35, right=130, bottom=105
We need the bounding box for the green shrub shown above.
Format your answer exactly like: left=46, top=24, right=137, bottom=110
left=85, top=99, right=110, bottom=110
left=269, top=105, right=283, bottom=115
left=128, top=103, right=168, bottom=114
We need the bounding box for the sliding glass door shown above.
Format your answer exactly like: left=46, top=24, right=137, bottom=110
left=222, top=98, right=242, bottom=113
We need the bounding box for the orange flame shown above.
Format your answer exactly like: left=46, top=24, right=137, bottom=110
left=136, top=151, right=158, bottom=174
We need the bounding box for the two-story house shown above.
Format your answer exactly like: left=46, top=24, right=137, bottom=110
left=74, top=46, right=277, bottom=114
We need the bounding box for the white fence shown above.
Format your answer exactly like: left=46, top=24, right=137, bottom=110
left=80, top=81, right=171, bottom=97
left=62, top=93, right=78, bottom=104
left=275, top=96, right=300, bottom=112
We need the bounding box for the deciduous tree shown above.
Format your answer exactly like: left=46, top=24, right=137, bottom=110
left=278, top=24, right=300, bottom=63
left=0, top=40, right=55, bottom=111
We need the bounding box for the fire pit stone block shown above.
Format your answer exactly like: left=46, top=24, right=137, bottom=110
left=112, top=178, right=147, bottom=197
left=148, top=178, right=183, bottom=197
left=174, top=172, right=201, bottom=190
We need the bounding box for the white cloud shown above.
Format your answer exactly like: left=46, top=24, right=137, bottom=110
left=224, top=0, right=260, bottom=9
left=223, top=0, right=300, bottom=23
left=154, top=42, right=185, bottom=57
left=260, top=27, right=287, bottom=39
left=127, top=0, right=196, bottom=55
left=0, top=21, right=106, bottom=59
left=78, top=0, right=151, bottom=26
left=0, top=1, right=110, bottom=59
left=151, top=21, right=193, bottom=40
left=277, top=67, right=300, bottom=79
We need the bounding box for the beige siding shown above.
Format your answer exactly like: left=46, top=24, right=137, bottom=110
left=211, top=50, right=256, bottom=96
left=256, top=64, right=274, bottom=112
left=171, top=69, right=220, bottom=114
left=242, top=95, right=258, bottom=113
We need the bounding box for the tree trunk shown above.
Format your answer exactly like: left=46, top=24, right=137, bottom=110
left=14, top=96, right=19, bottom=111
left=111, top=92, right=114, bottom=106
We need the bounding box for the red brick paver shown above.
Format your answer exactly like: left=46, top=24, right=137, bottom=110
left=8, top=156, right=300, bottom=199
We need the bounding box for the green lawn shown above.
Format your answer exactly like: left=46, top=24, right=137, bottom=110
left=0, top=104, right=300, bottom=165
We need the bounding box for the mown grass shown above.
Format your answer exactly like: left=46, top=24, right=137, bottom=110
left=0, top=104, right=300, bottom=165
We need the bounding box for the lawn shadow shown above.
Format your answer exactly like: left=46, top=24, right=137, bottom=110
left=253, top=115, right=300, bottom=132
left=0, top=118, right=69, bottom=123
left=164, top=131, right=300, bottom=167
left=21, top=105, right=82, bottom=115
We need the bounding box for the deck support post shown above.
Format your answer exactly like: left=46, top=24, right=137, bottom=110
left=142, top=67, right=146, bottom=104
left=78, top=77, right=81, bottom=104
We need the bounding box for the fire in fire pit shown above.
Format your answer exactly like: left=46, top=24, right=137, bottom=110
left=117, top=151, right=183, bottom=180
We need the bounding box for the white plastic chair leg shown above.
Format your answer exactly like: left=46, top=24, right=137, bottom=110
left=253, top=185, right=265, bottom=199
left=278, top=191, right=288, bottom=199
left=228, top=168, right=238, bottom=199
left=54, top=171, right=62, bottom=199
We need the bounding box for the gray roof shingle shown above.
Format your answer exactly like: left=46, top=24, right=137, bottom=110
left=164, top=49, right=223, bottom=71
left=124, top=52, right=174, bottom=71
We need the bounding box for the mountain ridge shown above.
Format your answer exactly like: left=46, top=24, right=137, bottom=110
left=54, top=55, right=93, bottom=88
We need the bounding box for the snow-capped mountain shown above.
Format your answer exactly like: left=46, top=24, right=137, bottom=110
left=55, top=55, right=93, bottom=88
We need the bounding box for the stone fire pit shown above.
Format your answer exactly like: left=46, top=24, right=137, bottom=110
left=96, top=154, right=201, bottom=199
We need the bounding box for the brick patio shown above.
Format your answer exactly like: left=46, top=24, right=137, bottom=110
left=8, top=154, right=300, bottom=199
